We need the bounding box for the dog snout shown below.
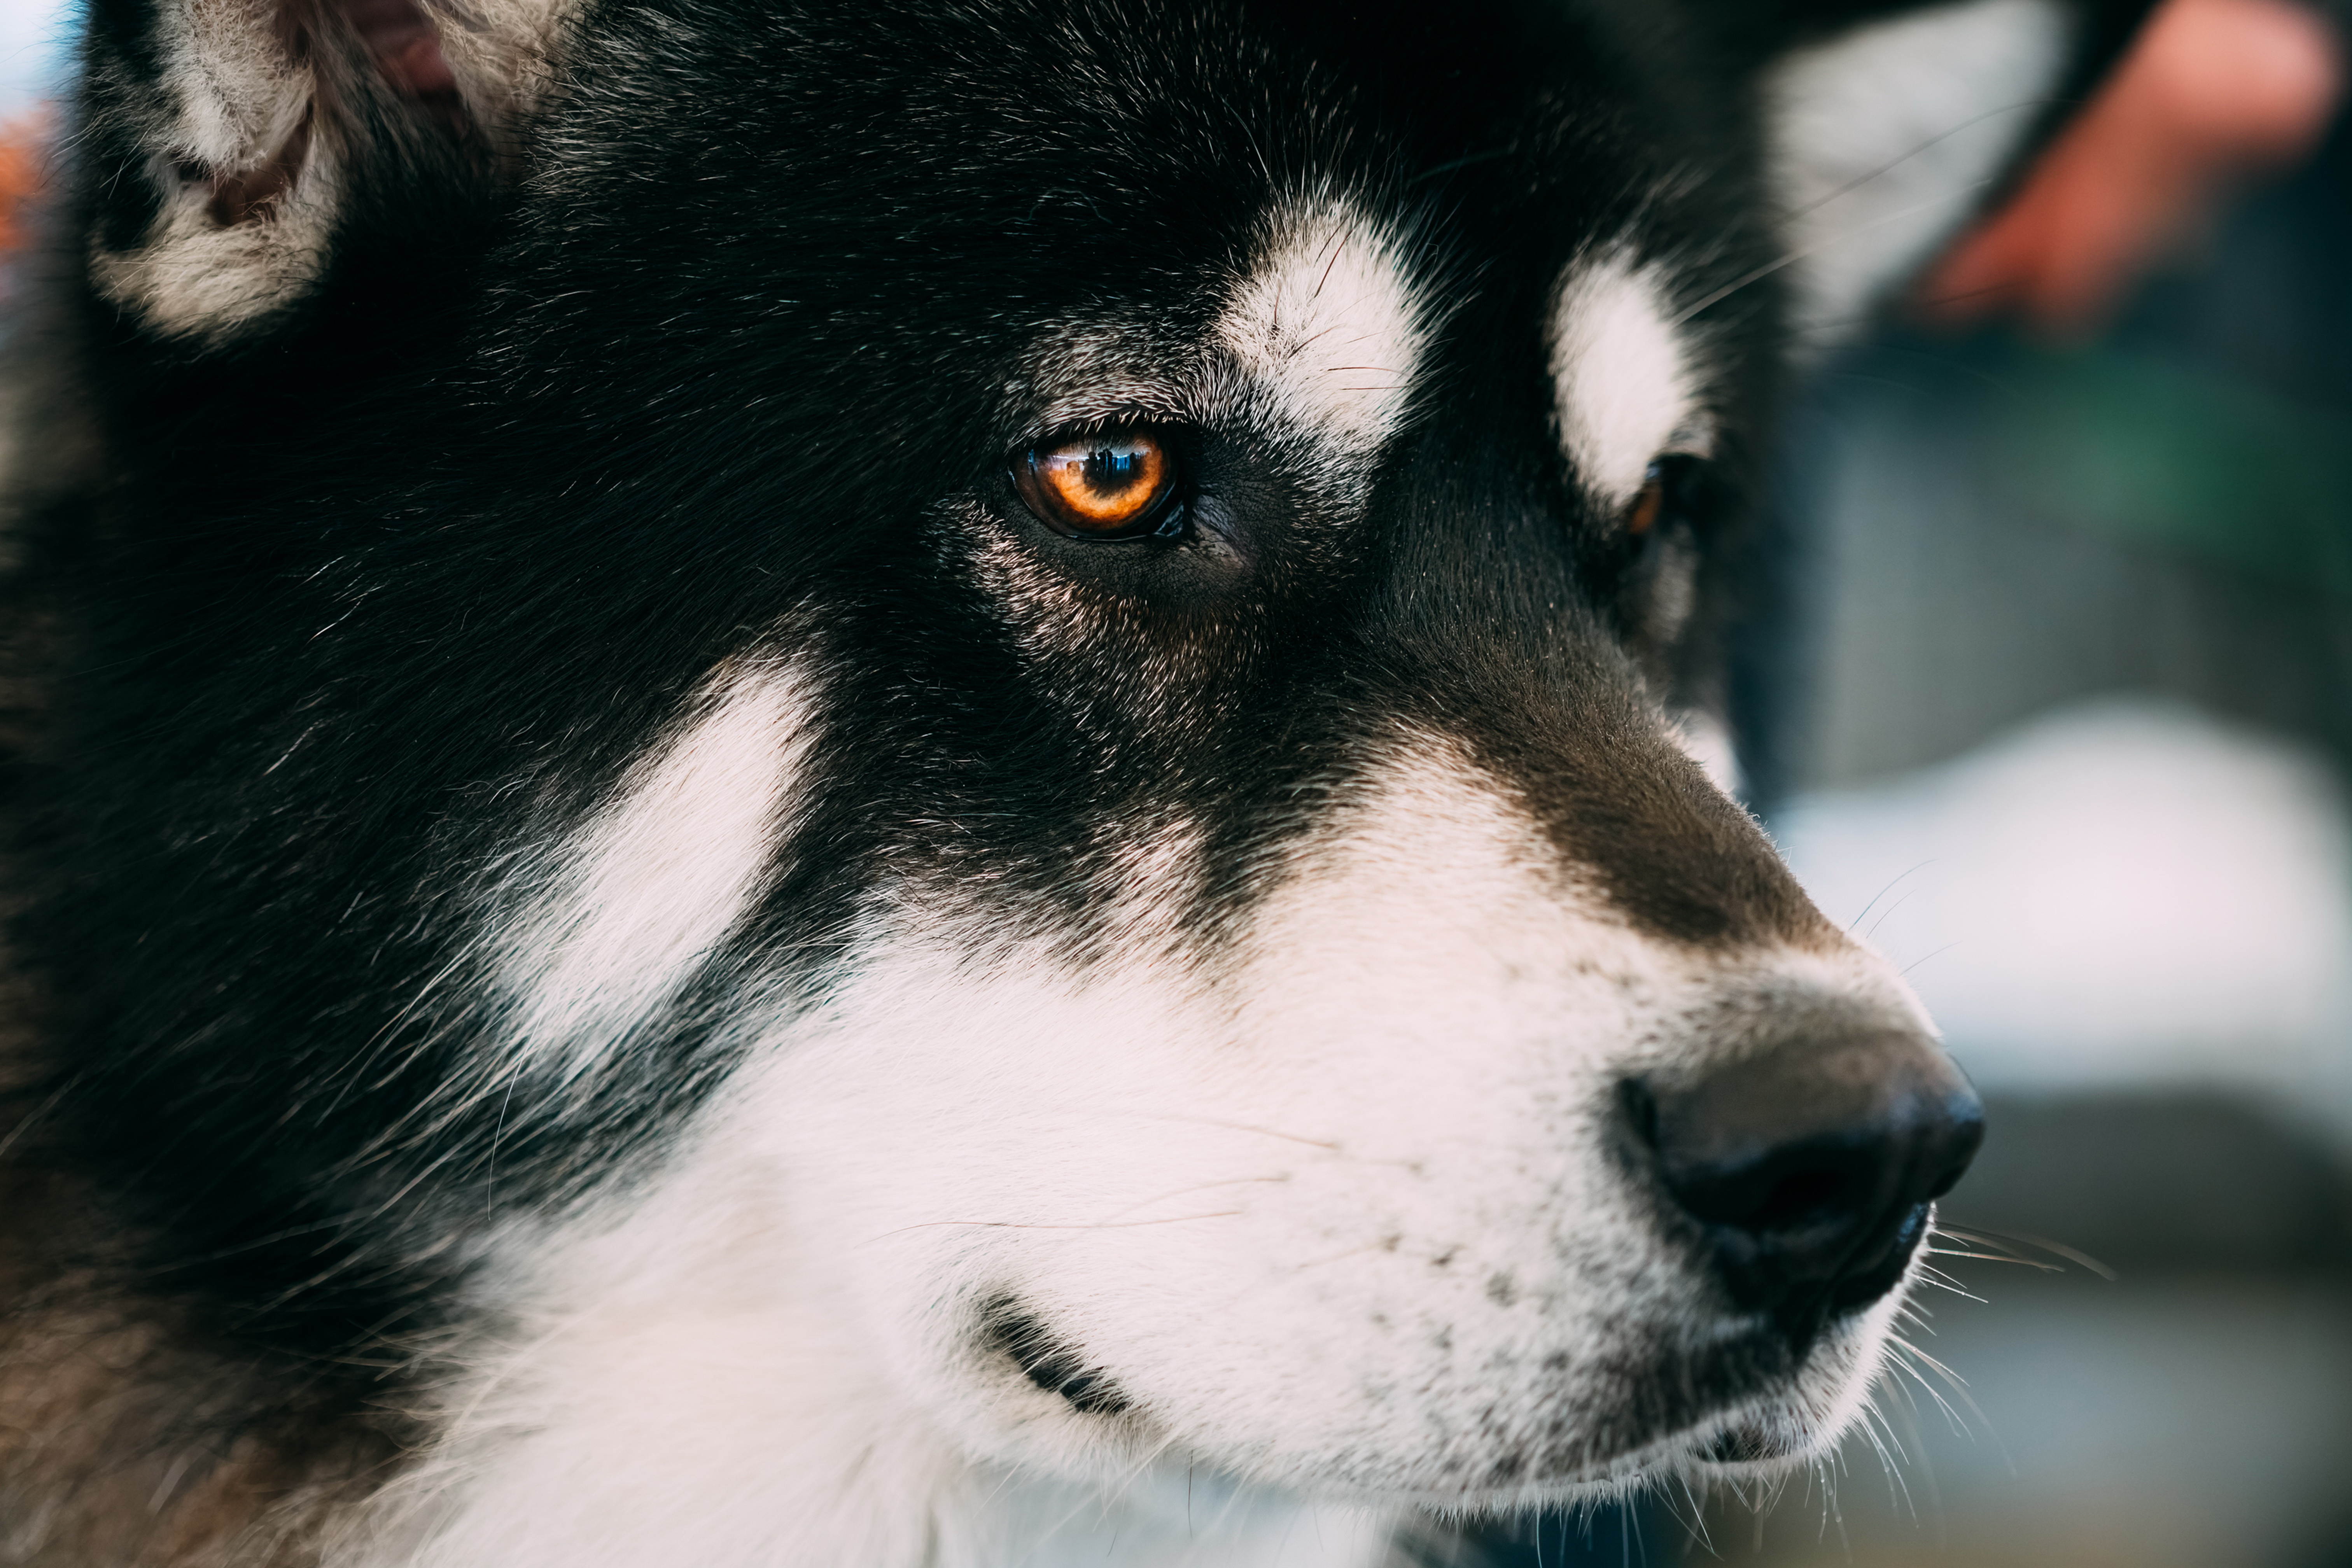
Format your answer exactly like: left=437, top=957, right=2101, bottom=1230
left=1626, top=1032, right=1984, bottom=1353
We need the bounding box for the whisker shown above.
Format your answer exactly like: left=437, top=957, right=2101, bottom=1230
left=1785, top=98, right=2070, bottom=223
left=1883, top=1384, right=1948, bottom=1547
left=1286, top=1242, right=1389, bottom=1275
left=1845, top=858, right=1934, bottom=934
left=1673, top=1472, right=1719, bottom=1561
left=1676, top=91, right=2077, bottom=330
left=1884, top=1346, right=1970, bottom=1437
left=1672, top=184, right=1997, bottom=326
left=1129, top=1113, right=1338, bottom=1151
left=1856, top=1398, right=1916, bottom=1518
left=1821, top=1461, right=1848, bottom=1552
left=1900, top=942, right=1962, bottom=978
left=1937, top=1223, right=2119, bottom=1281
left=1924, top=1246, right=2062, bottom=1271
left=1880, top=1357, right=1926, bottom=1419
left=1909, top=1264, right=1990, bottom=1305
left=1312, top=231, right=1349, bottom=300
left=1886, top=1336, right=2013, bottom=1475
left=1888, top=1336, right=1971, bottom=1391
left=1088, top=1174, right=1290, bottom=1227
left=1863, top=884, right=1924, bottom=944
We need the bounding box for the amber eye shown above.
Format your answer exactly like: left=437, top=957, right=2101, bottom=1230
left=1626, top=462, right=1666, bottom=537
left=1013, top=430, right=1182, bottom=539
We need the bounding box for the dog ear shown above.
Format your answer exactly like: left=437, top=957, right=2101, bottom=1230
left=75, top=0, right=572, bottom=348
left=1732, top=0, right=2158, bottom=341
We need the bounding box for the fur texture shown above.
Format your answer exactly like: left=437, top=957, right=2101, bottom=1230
left=0, top=0, right=2151, bottom=1563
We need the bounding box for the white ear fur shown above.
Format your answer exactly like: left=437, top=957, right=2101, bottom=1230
left=1766, top=0, right=2074, bottom=345
left=83, top=0, right=576, bottom=347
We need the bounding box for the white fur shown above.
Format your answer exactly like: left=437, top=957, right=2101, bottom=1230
left=1549, top=255, right=1706, bottom=508
left=998, top=198, right=1424, bottom=526
left=347, top=719, right=1939, bottom=1567
left=1768, top=0, right=2070, bottom=341
left=1218, top=202, right=1426, bottom=475
left=489, top=665, right=812, bottom=1076
left=324, top=179, right=1938, bottom=1568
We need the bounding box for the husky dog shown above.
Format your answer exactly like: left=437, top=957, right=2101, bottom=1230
left=0, top=0, right=2146, bottom=1563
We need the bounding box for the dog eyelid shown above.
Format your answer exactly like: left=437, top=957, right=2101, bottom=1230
left=1623, top=445, right=1713, bottom=538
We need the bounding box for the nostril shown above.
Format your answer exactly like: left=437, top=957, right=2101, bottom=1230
left=1635, top=1031, right=1984, bottom=1349
left=1666, top=1134, right=1894, bottom=1234
left=1748, top=1164, right=1858, bottom=1231
left=1617, top=1078, right=1662, bottom=1152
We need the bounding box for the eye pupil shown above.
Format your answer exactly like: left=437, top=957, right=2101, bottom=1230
left=1087, top=447, right=1142, bottom=492
left=1015, top=429, right=1181, bottom=538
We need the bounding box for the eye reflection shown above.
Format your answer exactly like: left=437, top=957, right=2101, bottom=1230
left=1015, top=429, right=1181, bottom=538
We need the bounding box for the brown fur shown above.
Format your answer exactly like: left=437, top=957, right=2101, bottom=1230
left=0, top=256, right=399, bottom=1568
left=0, top=1165, right=406, bottom=1568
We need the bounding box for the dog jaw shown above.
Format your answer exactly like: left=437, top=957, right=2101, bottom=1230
left=370, top=728, right=1939, bottom=1566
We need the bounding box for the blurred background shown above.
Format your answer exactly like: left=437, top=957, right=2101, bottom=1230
left=1710, top=1, right=2352, bottom=1564
left=0, top=0, right=59, bottom=112
left=1491, top=0, right=2352, bottom=1563
left=0, top=0, right=2343, bottom=1563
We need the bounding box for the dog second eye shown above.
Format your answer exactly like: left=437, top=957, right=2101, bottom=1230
left=1015, top=431, right=1181, bottom=539
left=1626, top=464, right=1665, bottom=537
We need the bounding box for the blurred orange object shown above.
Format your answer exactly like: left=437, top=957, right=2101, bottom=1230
left=0, top=108, right=48, bottom=255
left=1922, top=0, right=2344, bottom=337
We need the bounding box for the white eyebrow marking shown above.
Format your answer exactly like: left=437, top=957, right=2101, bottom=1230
left=1218, top=200, right=1426, bottom=466
left=491, top=664, right=812, bottom=1076
left=1549, top=255, right=1704, bottom=509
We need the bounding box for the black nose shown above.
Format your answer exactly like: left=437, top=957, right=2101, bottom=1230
left=1629, top=1032, right=1984, bottom=1353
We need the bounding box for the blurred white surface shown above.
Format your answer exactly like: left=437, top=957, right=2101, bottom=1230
left=0, top=0, right=65, bottom=110
left=1778, top=697, right=2352, bottom=1135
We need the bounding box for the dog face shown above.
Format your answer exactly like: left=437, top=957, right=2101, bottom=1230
left=47, top=0, right=2142, bottom=1547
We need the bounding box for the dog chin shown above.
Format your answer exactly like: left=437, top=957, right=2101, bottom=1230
left=956, top=1281, right=1902, bottom=1513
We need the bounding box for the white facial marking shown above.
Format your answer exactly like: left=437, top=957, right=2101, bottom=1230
left=1768, top=0, right=2069, bottom=343
left=363, top=724, right=1941, bottom=1565
left=1550, top=256, right=1703, bottom=509
left=350, top=1174, right=1398, bottom=1568
left=490, top=666, right=811, bottom=1076
left=1218, top=201, right=1425, bottom=463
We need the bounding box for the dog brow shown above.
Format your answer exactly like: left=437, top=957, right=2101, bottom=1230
left=1549, top=253, right=1706, bottom=508
left=1218, top=199, right=1426, bottom=464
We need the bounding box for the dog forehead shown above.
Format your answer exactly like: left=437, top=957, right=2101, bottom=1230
left=1014, top=200, right=1425, bottom=438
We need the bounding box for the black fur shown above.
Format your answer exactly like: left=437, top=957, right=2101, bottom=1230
left=1, top=0, right=2153, bottom=1555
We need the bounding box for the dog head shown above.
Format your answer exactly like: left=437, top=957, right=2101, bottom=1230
left=55, top=0, right=2147, bottom=1526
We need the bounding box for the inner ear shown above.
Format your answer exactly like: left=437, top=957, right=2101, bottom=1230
left=82, top=0, right=566, bottom=348
left=200, top=0, right=469, bottom=220
left=338, top=0, right=462, bottom=99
